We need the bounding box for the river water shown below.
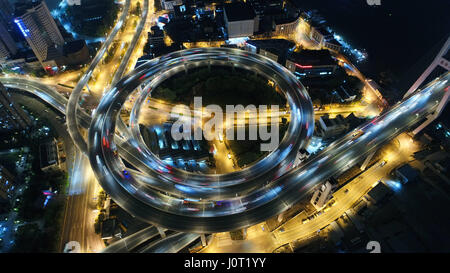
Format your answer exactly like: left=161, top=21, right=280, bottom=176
left=292, top=0, right=449, bottom=86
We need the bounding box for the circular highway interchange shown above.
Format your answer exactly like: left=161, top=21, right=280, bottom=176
left=87, top=47, right=315, bottom=233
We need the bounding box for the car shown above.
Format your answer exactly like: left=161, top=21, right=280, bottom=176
left=379, top=160, right=387, bottom=167
left=122, top=170, right=131, bottom=179
left=329, top=199, right=336, bottom=207
left=227, top=153, right=232, bottom=159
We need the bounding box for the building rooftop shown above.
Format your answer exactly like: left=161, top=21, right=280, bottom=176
left=39, top=139, right=58, bottom=169
left=63, top=40, right=87, bottom=55
left=224, top=3, right=256, bottom=22
left=150, top=25, right=164, bottom=36
left=246, top=39, right=295, bottom=59
left=44, top=46, right=62, bottom=62
left=396, top=164, right=420, bottom=183
left=315, top=26, right=333, bottom=37
left=367, top=182, right=391, bottom=204
left=321, top=116, right=333, bottom=128
left=101, top=218, right=115, bottom=240
left=345, top=113, right=365, bottom=128
left=287, top=49, right=336, bottom=67
left=246, top=39, right=296, bottom=51
left=325, top=38, right=342, bottom=46
left=14, top=0, right=43, bottom=17
left=273, top=16, right=298, bottom=25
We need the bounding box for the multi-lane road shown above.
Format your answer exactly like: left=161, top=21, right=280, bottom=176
left=66, top=0, right=131, bottom=154
left=61, top=0, right=152, bottom=253
left=272, top=133, right=421, bottom=246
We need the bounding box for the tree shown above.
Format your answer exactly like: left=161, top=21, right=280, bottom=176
left=11, top=224, right=46, bottom=253
left=134, top=2, right=142, bottom=16
left=154, top=87, right=177, bottom=102
left=313, top=98, right=322, bottom=107
left=229, top=230, right=245, bottom=240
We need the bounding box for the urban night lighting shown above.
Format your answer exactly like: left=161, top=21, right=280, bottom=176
left=0, top=0, right=449, bottom=265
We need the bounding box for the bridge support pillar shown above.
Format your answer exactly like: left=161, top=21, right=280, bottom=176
left=277, top=212, right=284, bottom=223
left=200, top=234, right=207, bottom=247
left=157, top=227, right=166, bottom=239
left=404, top=37, right=449, bottom=98
left=412, top=90, right=449, bottom=135
left=360, top=150, right=376, bottom=171
left=86, top=83, right=93, bottom=96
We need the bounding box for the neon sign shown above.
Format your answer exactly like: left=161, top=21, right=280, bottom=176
left=14, top=18, right=30, bottom=38
left=294, top=63, right=313, bottom=69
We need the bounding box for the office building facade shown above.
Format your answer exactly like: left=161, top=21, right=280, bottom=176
left=14, top=1, right=65, bottom=68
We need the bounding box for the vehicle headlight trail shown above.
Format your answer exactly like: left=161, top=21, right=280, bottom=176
left=88, top=48, right=315, bottom=233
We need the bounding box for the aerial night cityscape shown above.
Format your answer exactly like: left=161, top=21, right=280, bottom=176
left=0, top=0, right=449, bottom=263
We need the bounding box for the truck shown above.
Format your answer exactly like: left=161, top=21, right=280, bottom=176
left=351, top=129, right=365, bottom=141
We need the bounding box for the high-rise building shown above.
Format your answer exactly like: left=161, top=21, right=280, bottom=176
left=0, top=164, right=16, bottom=202
left=14, top=1, right=65, bottom=68
left=0, top=82, right=32, bottom=131
left=0, top=0, right=17, bottom=59
left=0, top=0, right=14, bottom=22
left=0, top=21, right=18, bottom=59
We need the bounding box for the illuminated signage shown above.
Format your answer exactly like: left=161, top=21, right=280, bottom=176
left=14, top=18, right=30, bottom=38
left=294, top=63, right=313, bottom=69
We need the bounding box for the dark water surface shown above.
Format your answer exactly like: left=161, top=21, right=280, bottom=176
left=293, top=0, right=449, bottom=85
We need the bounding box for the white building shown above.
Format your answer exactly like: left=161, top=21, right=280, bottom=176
left=273, top=17, right=301, bottom=37
left=310, top=181, right=336, bottom=211
left=293, top=149, right=310, bottom=168
left=161, top=0, right=183, bottom=11
left=317, top=114, right=349, bottom=139
left=224, top=3, right=259, bottom=39
left=309, top=26, right=342, bottom=53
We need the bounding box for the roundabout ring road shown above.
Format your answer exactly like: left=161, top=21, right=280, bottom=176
left=88, top=47, right=315, bottom=233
